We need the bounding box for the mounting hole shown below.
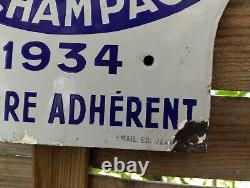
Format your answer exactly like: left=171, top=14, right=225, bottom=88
left=143, top=55, right=154, bottom=66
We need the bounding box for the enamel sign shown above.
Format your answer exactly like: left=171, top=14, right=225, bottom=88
left=0, top=0, right=229, bottom=151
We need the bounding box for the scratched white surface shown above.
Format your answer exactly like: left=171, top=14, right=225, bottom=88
left=0, top=0, right=229, bottom=151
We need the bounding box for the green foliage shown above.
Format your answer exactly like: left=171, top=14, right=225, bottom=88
left=90, top=168, right=239, bottom=187
left=89, top=90, right=250, bottom=188
left=211, top=90, right=249, bottom=98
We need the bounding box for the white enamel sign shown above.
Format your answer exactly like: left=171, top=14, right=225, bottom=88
left=0, top=0, right=229, bottom=151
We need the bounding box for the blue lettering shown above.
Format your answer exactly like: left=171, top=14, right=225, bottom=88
left=23, top=92, right=37, bottom=123
left=183, top=99, right=197, bottom=121
left=22, top=41, right=51, bottom=71
left=126, top=96, right=142, bottom=128
left=1, top=0, right=199, bottom=34
left=58, top=43, right=87, bottom=73
left=163, top=98, right=179, bottom=129
left=4, top=91, right=19, bottom=122
left=110, top=93, right=123, bottom=126
left=90, top=95, right=105, bottom=126
left=69, top=94, right=86, bottom=125
left=48, top=93, right=65, bottom=124
left=145, top=97, right=160, bottom=128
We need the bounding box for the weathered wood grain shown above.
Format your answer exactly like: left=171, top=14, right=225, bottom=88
left=0, top=0, right=250, bottom=187
left=0, top=142, right=32, bottom=158
left=0, top=143, right=32, bottom=188
left=90, top=97, right=250, bottom=181
left=213, top=0, right=250, bottom=91
left=89, top=175, right=222, bottom=188
left=0, top=97, right=249, bottom=186
left=33, top=146, right=89, bottom=188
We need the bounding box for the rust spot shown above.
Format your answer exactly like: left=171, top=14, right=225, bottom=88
left=188, top=135, right=199, bottom=145
left=172, top=121, right=208, bottom=152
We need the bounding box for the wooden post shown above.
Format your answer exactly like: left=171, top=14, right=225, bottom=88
left=33, top=145, right=89, bottom=188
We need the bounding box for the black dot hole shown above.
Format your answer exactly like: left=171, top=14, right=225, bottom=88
left=143, top=55, right=154, bottom=66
